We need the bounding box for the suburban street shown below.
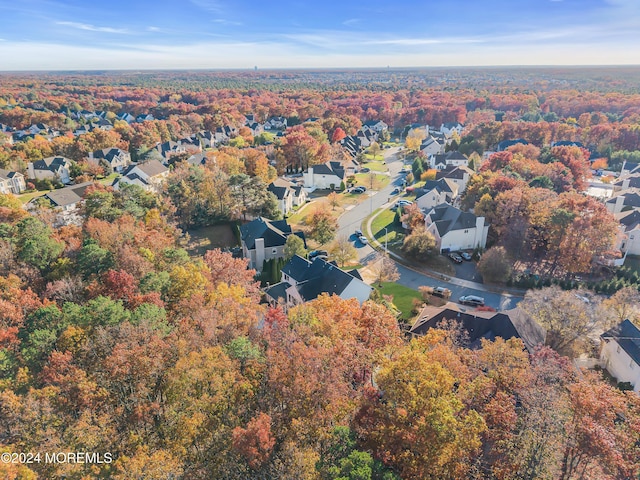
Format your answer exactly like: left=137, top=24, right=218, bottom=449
left=337, top=147, right=523, bottom=311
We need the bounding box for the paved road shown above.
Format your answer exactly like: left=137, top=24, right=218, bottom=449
left=337, top=147, right=523, bottom=311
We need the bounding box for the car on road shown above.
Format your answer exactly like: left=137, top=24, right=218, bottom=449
left=391, top=187, right=400, bottom=195
left=448, top=253, right=463, bottom=264
left=358, top=235, right=368, bottom=245
left=460, top=252, right=473, bottom=261
left=459, top=295, right=485, bottom=307
left=355, top=229, right=363, bottom=236
left=432, top=286, right=452, bottom=298
left=309, top=250, right=328, bottom=260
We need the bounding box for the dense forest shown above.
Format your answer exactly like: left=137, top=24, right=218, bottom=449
left=1, top=68, right=640, bottom=479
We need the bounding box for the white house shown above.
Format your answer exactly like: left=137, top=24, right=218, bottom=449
left=600, top=320, right=640, bottom=393
left=435, top=165, right=474, bottom=193
left=430, top=151, right=469, bottom=170
left=615, top=210, right=640, bottom=258
left=424, top=203, right=489, bottom=253
left=268, top=178, right=308, bottom=216
left=363, top=120, right=389, bottom=133
left=303, top=161, right=348, bottom=190
left=28, top=156, right=73, bottom=184
left=414, top=179, right=459, bottom=211
left=0, top=169, right=26, bottom=194
left=89, top=147, right=131, bottom=173
left=113, top=160, right=169, bottom=192
left=420, top=136, right=445, bottom=157
left=606, top=191, right=640, bottom=214
left=37, top=181, right=94, bottom=212
left=440, top=122, right=463, bottom=137
left=239, top=217, right=304, bottom=272
left=265, top=255, right=372, bottom=308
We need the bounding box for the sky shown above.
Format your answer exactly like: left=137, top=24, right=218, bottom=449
left=0, top=0, right=639, bottom=70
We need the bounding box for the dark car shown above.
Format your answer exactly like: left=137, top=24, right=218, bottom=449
left=309, top=250, right=328, bottom=260
left=352, top=187, right=365, bottom=194
left=391, top=187, right=400, bottom=195
left=360, top=167, right=370, bottom=173
left=459, top=295, right=485, bottom=307
left=448, top=253, right=463, bottom=264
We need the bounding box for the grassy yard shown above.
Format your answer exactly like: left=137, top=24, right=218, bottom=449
left=354, top=172, right=390, bottom=190
left=97, top=172, right=120, bottom=185
left=370, top=208, right=404, bottom=249
left=376, top=282, right=422, bottom=321
left=185, top=224, right=238, bottom=256
left=18, top=189, right=50, bottom=204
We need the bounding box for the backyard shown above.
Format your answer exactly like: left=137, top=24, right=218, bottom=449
left=185, top=224, right=238, bottom=257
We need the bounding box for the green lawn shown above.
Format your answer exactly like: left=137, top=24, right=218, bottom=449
left=371, top=208, right=404, bottom=248
left=376, top=282, right=422, bottom=320
left=354, top=173, right=390, bottom=190
left=18, top=189, right=50, bottom=204
left=97, top=172, right=120, bottom=185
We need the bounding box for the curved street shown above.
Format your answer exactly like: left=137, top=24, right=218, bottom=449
left=336, top=147, right=524, bottom=311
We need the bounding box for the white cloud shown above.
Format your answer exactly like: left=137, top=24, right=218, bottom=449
left=342, top=18, right=360, bottom=27
left=189, top=0, right=223, bottom=13
left=56, top=21, right=129, bottom=34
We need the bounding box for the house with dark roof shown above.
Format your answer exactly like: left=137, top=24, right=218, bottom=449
left=410, top=303, right=545, bottom=352
left=613, top=173, right=640, bottom=192
left=424, top=203, right=489, bottom=253
left=414, top=179, right=459, bottom=210
left=240, top=217, right=305, bottom=271
left=363, top=120, right=388, bottom=133
left=264, top=117, right=287, bottom=131
left=606, top=191, right=640, bottom=214
left=265, top=255, right=372, bottom=308
left=117, top=112, right=135, bottom=123
left=113, top=160, right=169, bottom=192
left=435, top=165, right=474, bottom=193
left=600, top=319, right=640, bottom=393
left=0, top=169, right=26, bottom=194
left=614, top=210, right=640, bottom=259
left=621, top=160, right=640, bottom=177
left=420, top=136, right=445, bottom=156
left=89, top=147, right=131, bottom=173
left=429, top=151, right=469, bottom=170
left=303, top=160, right=354, bottom=190
left=552, top=140, right=585, bottom=149
left=214, top=125, right=238, bottom=144
left=28, top=156, right=73, bottom=184
left=268, top=178, right=308, bottom=216
left=440, top=122, right=463, bottom=137
left=497, top=139, right=529, bottom=151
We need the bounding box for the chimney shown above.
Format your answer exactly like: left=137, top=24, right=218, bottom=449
left=615, top=195, right=625, bottom=212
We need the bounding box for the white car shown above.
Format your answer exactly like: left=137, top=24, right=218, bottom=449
left=359, top=235, right=368, bottom=245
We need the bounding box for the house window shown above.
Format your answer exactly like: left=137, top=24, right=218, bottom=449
left=464, top=229, right=469, bottom=233
left=617, top=345, right=621, bottom=354
left=272, top=249, right=277, bottom=254
left=631, top=360, right=635, bottom=369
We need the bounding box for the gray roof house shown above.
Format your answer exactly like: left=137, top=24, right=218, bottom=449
left=89, top=148, right=131, bottom=173
left=113, top=160, right=169, bottom=192
left=410, top=303, right=545, bottom=352
left=0, top=169, right=26, bottom=194
left=240, top=217, right=305, bottom=271
left=265, top=255, right=372, bottom=308
left=600, top=320, right=640, bottom=393
left=424, top=203, right=489, bottom=253
left=28, top=156, right=73, bottom=184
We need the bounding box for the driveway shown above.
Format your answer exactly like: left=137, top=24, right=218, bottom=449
left=451, top=257, right=483, bottom=282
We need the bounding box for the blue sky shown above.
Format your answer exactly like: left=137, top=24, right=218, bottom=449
left=0, top=0, right=639, bottom=70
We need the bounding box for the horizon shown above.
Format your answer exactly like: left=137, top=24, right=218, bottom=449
left=1, top=0, right=640, bottom=71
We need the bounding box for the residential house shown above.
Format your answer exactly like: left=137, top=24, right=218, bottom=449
left=73, top=125, right=92, bottom=137
left=265, top=255, right=372, bottom=308
left=621, top=161, right=640, bottom=177
left=239, top=217, right=305, bottom=271
left=214, top=125, right=237, bottom=144
left=38, top=181, right=94, bottom=211
left=606, top=191, right=640, bottom=214
left=440, top=122, right=463, bottom=137
left=424, top=203, right=489, bottom=252
left=267, top=178, right=308, bottom=216
left=600, top=320, right=640, bottom=393
left=113, top=160, right=169, bottom=192
left=340, top=135, right=363, bottom=158
left=552, top=140, right=585, bottom=148
left=420, top=136, right=445, bottom=157
left=363, top=120, right=389, bottom=133
left=246, top=122, right=264, bottom=137
left=186, top=152, right=212, bottom=167
left=303, top=161, right=352, bottom=190
left=264, top=117, right=287, bottom=130
left=429, top=151, right=469, bottom=170
left=0, top=169, right=26, bottom=194
left=614, top=173, right=640, bottom=192
left=90, top=118, right=113, bottom=131
left=615, top=210, right=640, bottom=258
left=414, top=179, right=459, bottom=210
left=410, top=303, right=546, bottom=352
left=89, top=147, right=131, bottom=173
left=28, top=156, right=73, bottom=184
left=197, top=130, right=216, bottom=149
left=116, top=112, right=135, bottom=123
left=435, top=165, right=474, bottom=193
left=135, top=114, right=155, bottom=123
left=497, top=139, right=529, bottom=151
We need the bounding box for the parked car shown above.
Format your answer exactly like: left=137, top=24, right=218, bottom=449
left=358, top=235, right=368, bottom=245
left=448, top=253, right=463, bottom=264
left=394, top=200, right=412, bottom=209
left=309, top=250, right=328, bottom=260
left=432, top=286, right=452, bottom=298
left=352, top=186, right=366, bottom=194
left=391, top=187, right=400, bottom=195
left=459, top=295, right=485, bottom=307
left=460, top=252, right=473, bottom=261
left=355, top=229, right=363, bottom=236
left=360, top=167, right=370, bottom=173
